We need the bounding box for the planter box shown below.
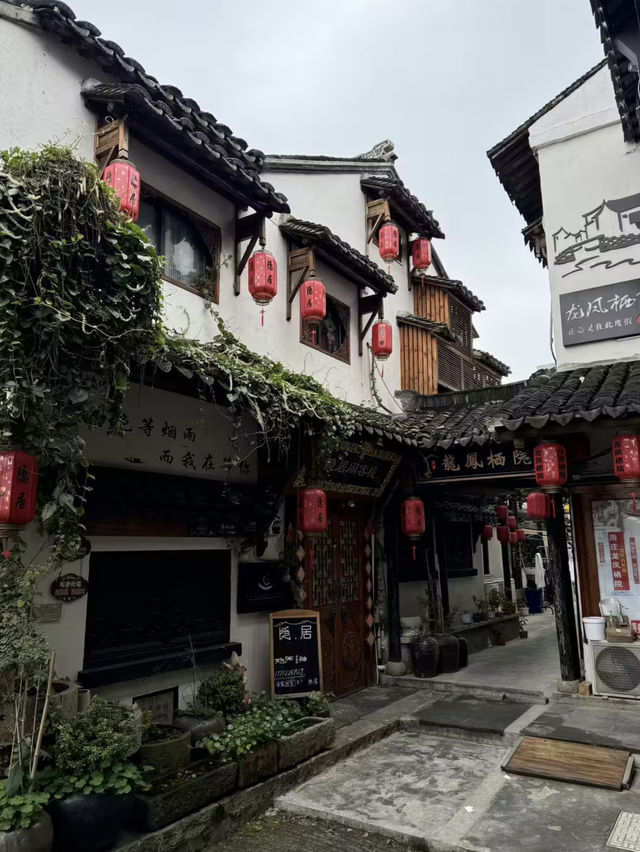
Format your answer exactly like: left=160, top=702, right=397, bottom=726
left=237, top=742, right=278, bottom=789
left=277, top=717, right=336, bottom=771
left=134, top=759, right=237, bottom=832
left=0, top=812, right=53, bottom=852
left=139, top=728, right=191, bottom=774
left=173, top=712, right=225, bottom=745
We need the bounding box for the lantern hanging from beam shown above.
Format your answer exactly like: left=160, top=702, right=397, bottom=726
left=508, top=530, right=518, bottom=545
left=482, top=524, right=494, bottom=541
left=412, top=238, right=432, bottom=271
left=0, top=451, right=38, bottom=529
left=506, top=515, right=517, bottom=530
left=516, top=528, right=526, bottom=544
left=297, top=488, right=327, bottom=536
left=102, top=159, right=140, bottom=222
left=248, top=249, right=277, bottom=325
left=496, top=505, right=508, bottom=524
left=401, top=497, right=425, bottom=561
left=372, top=320, right=392, bottom=360
left=613, top=435, right=640, bottom=482
left=497, top=525, right=509, bottom=544
left=378, top=221, right=400, bottom=264
left=301, top=278, right=326, bottom=345
left=533, top=442, right=567, bottom=492
left=527, top=492, right=551, bottom=520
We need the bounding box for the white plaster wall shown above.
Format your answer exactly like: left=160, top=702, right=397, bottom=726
left=530, top=66, right=640, bottom=370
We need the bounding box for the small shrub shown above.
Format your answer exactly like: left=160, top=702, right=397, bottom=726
left=203, top=701, right=300, bottom=761
left=0, top=782, right=48, bottom=832
left=35, top=761, right=146, bottom=801
left=197, top=667, right=246, bottom=716
left=302, top=692, right=333, bottom=718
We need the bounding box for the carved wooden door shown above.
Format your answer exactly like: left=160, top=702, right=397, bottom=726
left=311, top=509, right=365, bottom=696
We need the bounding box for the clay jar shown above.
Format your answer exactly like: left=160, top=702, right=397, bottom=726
left=409, top=635, right=439, bottom=678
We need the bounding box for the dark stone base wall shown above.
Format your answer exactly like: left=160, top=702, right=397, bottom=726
left=450, top=615, right=520, bottom=654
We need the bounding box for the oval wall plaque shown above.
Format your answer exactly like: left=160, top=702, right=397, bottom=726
left=50, top=572, right=89, bottom=603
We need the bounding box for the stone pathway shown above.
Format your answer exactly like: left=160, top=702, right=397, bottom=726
left=212, top=810, right=421, bottom=851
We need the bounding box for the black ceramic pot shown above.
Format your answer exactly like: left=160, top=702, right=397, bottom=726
left=49, top=793, right=134, bottom=852
left=434, top=634, right=460, bottom=674
left=457, top=636, right=469, bottom=668
left=409, top=636, right=439, bottom=678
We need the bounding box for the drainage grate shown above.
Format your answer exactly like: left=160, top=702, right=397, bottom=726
left=608, top=812, right=640, bottom=850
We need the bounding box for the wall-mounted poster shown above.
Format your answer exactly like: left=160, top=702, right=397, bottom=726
left=592, top=499, right=640, bottom=631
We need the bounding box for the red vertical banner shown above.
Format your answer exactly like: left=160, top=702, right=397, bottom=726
left=632, top=620, right=640, bottom=637
left=609, top=531, right=631, bottom=592
left=630, top=537, right=640, bottom=585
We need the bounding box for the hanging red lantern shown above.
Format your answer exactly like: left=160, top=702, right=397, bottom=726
left=516, top=528, right=526, bottom=544
left=401, top=497, right=425, bottom=561
left=248, top=250, right=277, bottom=325
left=297, top=488, right=327, bottom=536
left=378, top=221, right=400, bottom=263
left=506, top=515, right=517, bottom=530
left=300, top=278, right=326, bottom=345
left=508, top=531, right=518, bottom=545
left=0, top=452, right=38, bottom=528
left=613, top=435, right=640, bottom=482
left=372, top=320, right=393, bottom=360
left=412, top=237, right=432, bottom=271
left=497, top=525, right=509, bottom=544
left=533, top=442, right=567, bottom=492
left=496, top=505, right=508, bottom=524
left=102, top=159, right=140, bottom=222
left=482, top=524, right=494, bottom=541
left=527, top=492, right=551, bottom=520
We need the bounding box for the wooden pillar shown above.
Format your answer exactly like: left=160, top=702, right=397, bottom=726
left=501, top=542, right=513, bottom=601
left=385, top=508, right=402, bottom=662
left=545, top=493, right=581, bottom=682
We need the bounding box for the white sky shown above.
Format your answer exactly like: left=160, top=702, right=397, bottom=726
left=69, top=0, right=604, bottom=380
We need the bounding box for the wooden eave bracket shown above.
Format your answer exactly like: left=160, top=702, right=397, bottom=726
left=366, top=198, right=390, bottom=244
left=287, top=246, right=315, bottom=321
left=234, top=212, right=265, bottom=296
left=359, top=292, right=384, bottom=355
left=94, top=118, right=129, bottom=174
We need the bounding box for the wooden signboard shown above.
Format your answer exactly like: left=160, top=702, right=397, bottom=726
left=50, top=573, right=89, bottom=603
left=269, top=610, right=322, bottom=699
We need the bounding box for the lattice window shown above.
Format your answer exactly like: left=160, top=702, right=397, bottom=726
left=449, top=298, right=472, bottom=351
left=463, top=362, right=482, bottom=390
left=339, top=520, right=359, bottom=603
left=301, top=293, right=350, bottom=363
left=312, top=529, right=335, bottom=608
left=437, top=341, right=462, bottom=390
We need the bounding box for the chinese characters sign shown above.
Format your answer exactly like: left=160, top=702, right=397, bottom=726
left=83, top=385, right=256, bottom=483
left=50, top=572, right=89, bottom=603
left=560, top=279, right=640, bottom=347
left=299, top=442, right=401, bottom=498
left=608, top=532, right=631, bottom=592
left=270, top=610, right=322, bottom=698
left=420, top=444, right=534, bottom=483
left=237, top=562, right=292, bottom=613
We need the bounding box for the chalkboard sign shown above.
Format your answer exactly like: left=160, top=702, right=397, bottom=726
left=269, top=610, right=322, bottom=699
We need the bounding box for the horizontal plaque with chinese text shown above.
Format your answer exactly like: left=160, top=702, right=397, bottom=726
left=420, top=444, right=534, bottom=483
left=560, top=278, right=640, bottom=347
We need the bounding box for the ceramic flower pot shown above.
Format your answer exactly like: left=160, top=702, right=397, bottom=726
left=48, top=793, right=133, bottom=852
left=139, top=727, right=191, bottom=774
left=434, top=634, right=460, bottom=674
left=409, top=636, right=439, bottom=678
left=172, top=712, right=225, bottom=745
left=0, top=812, right=53, bottom=852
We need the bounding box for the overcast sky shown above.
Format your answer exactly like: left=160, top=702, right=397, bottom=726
left=70, top=0, right=604, bottom=380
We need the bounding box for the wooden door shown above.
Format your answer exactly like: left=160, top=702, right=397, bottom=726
left=310, top=510, right=366, bottom=696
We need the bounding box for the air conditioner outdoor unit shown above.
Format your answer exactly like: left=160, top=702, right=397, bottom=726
left=591, top=640, right=640, bottom=699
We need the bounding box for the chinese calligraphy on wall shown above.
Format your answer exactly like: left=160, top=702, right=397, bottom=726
left=559, top=279, right=640, bottom=347
left=423, top=445, right=533, bottom=481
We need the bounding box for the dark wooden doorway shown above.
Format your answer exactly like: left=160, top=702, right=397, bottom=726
left=308, top=505, right=366, bottom=696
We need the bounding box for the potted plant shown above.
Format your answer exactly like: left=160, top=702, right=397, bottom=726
left=503, top=600, right=516, bottom=615
left=517, top=597, right=530, bottom=617
left=461, top=611, right=473, bottom=625
left=35, top=697, right=146, bottom=852
left=301, top=691, right=333, bottom=719
left=486, top=589, right=503, bottom=619
left=139, top=714, right=191, bottom=775
left=0, top=782, right=51, bottom=852
left=472, top=597, right=487, bottom=622
left=519, top=615, right=529, bottom=639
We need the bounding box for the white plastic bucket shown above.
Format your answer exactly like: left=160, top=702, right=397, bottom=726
left=583, top=616, right=606, bottom=642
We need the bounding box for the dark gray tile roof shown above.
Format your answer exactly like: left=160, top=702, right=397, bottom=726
left=412, top=272, right=485, bottom=312
left=472, top=349, right=511, bottom=377
left=278, top=217, right=397, bottom=295
left=591, top=0, right=640, bottom=142
left=396, top=312, right=456, bottom=342
left=361, top=174, right=444, bottom=239
left=487, top=61, right=606, bottom=226
left=11, top=1, right=289, bottom=216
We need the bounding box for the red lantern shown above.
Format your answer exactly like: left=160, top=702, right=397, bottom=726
left=300, top=278, right=326, bottom=331
left=297, top=488, right=327, bottom=536
left=372, top=320, right=392, bottom=360
left=506, top=515, right=517, bottom=530
left=248, top=250, right=277, bottom=323
left=378, top=222, right=400, bottom=263
left=509, top=531, right=518, bottom=545
left=412, top=238, right=432, bottom=271
left=527, top=492, right=551, bottom=520
left=496, top=505, right=508, bottom=524
left=401, top=497, right=426, bottom=561
left=613, top=435, right=640, bottom=482
left=102, top=159, right=140, bottom=222
left=482, top=524, right=494, bottom=541
left=497, top=525, right=509, bottom=544
left=0, top=452, right=38, bottom=528
left=534, top=442, right=567, bottom=492
left=517, top=528, right=526, bottom=543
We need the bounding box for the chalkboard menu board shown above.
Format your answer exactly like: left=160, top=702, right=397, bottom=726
left=269, top=610, right=322, bottom=699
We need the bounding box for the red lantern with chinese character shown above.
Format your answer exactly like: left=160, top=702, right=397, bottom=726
left=401, top=497, right=425, bottom=561
left=613, top=435, right=640, bottom=483
left=516, top=528, right=526, bottom=544
left=482, top=524, right=494, bottom=541
left=527, top=492, right=551, bottom=520
left=0, top=451, right=38, bottom=528
left=297, top=488, right=327, bottom=536
left=300, top=278, right=326, bottom=330
left=509, top=530, right=518, bottom=545
left=372, top=320, right=392, bottom=361
left=378, top=221, right=400, bottom=263
left=496, top=505, right=508, bottom=524
left=506, top=515, right=517, bottom=530
left=102, top=159, right=140, bottom=222
left=248, top=250, right=277, bottom=322
left=497, top=525, right=509, bottom=544
left=533, top=442, right=567, bottom=492
left=412, top=237, right=432, bottom=271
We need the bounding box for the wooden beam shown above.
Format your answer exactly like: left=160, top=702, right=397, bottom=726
left=234, top=213, right=265, bottom=296
left=358, top=293, right=383, bottom=356
left=365, top=199, right=390, bottom=244
left=287, top=247, right=315, bottom=321
left=94, top=119, right=129, bottom=172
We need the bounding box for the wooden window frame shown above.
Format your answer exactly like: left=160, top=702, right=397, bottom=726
left=140, top=184, right=221, bottom=304
left=300, top=292, right=351, bottom=364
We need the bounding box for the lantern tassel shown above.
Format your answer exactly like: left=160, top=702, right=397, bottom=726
left=551, top=497, right=556, bottom=518
left=312, top=328, right=317, bottom=346
left=412, top=544, right=416, bottom=561
left=633, top=491, right=637, bottom=514
left=260, top=308, right=265, bottom=327
left=381, top=364, right=384, bottom=379
left=309, top=545, right=314, bottom=576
